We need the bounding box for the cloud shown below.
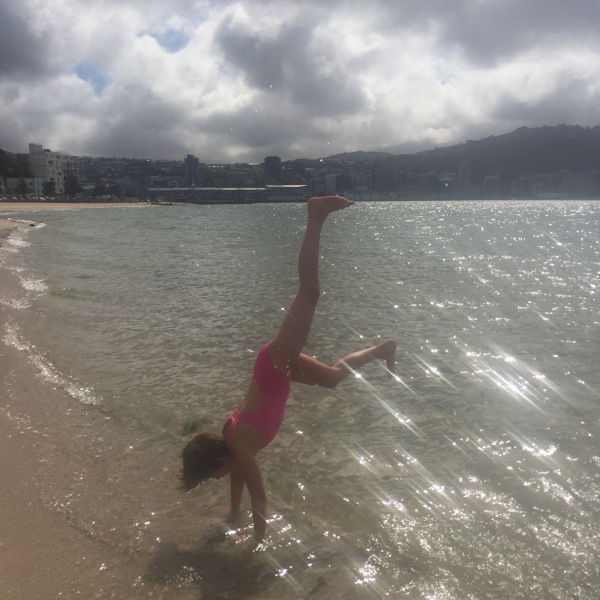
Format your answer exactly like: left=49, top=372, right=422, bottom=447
left=0, top=3, right=54, bottom=79
left=433, top=0, right=600, bottom=67
left=1, top=0, right=599, bottom=162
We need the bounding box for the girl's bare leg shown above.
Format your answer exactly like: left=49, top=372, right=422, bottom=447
left=269, top=196, right=354, bottom=373
left=290, top=339, right=397, bottom=388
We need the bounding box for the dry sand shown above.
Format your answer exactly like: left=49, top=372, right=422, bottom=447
left=0, top=201, right=148, bottom=212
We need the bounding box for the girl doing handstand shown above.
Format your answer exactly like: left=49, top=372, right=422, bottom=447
left=181, top=196, right=396, bottom=541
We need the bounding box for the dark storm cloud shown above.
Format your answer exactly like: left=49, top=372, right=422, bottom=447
left=214, top=15, right=368, bottom=117
left=213, top=16, right=297, bottom=90
left=434, top=0, right=600, bottom=66
left=0, top=4, right=54, bottom=79
left=493, top=77, right=600, bottom=126
left=195, top=98, right=324, bottom=160
left=366, top=0, right=600, bottom=66
left=85, top=85, right=185, bottom=158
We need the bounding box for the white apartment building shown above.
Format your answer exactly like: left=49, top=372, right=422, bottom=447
left=26, top=143, right=79, bottom=195
left=6, top=176, right=45, bottom=196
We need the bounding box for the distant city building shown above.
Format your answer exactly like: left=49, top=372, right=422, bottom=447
left=483, top=171, right=511, bottom=198
left=324, top=173, right=337, bottom=195
left=5, top=175, right=44, bottom=196
left=497, top=171, right=511, bottom=197
left=5, top=144, right=80, bottom=196
left=264, top=156, right=282, bottom=183
left=371, top=165, right=395, bottom=191
left=349, top=167, right=371, bottom=189
left=310, top=179, right=326, bottom=196
left=532, top=173, right=559, bottom=196
left=483, top=174, right=499, bottom=196
left=457, top=162, right=471, bottom=191
left=517, top=176, right=533, bottom=197
left=184, top=154, right=200, bottom=187
left=558, top=169, right=599, bottom=197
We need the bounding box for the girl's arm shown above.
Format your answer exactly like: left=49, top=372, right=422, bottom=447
left=229, top=469, right=245, bottom=522
left=232, top=449, right=267, bottom=541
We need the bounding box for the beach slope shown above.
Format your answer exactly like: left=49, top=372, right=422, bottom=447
left=0, top=213, right=171, bottom=599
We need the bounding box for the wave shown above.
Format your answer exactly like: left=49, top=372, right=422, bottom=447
left=3, top=217, right=46, bottom=228
left=18, top=275, right=49, bottom=293
left=0, top=296, right=31, bottom=310
left=7, top=237, right=31, bottom=248
left=3, top=320, right=101, bottom=406
left=1, top=222, right=49, bottom=296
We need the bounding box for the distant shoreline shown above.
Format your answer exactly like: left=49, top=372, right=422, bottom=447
left=0, top=202, right=149, bottom=231
left=0, top=201, right=149, bottom=212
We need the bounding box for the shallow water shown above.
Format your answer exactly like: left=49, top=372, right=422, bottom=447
left=2, top=201, right=599, bottom=599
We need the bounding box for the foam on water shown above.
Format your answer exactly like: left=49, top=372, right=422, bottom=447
left=0, top=223, right=41, bottom=307
left=2, top=220, right=96, bottom=403
left=18, top=274, right=48, bottom=293
left=4, top=320, right=100, bottom=405
left=0, top=296, right=31, bottom=310
left=7, top=237, right=31, bottom=248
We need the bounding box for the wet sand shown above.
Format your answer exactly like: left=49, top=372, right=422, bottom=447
left=0, top=221, right=179, bottom=599
left=0, top=335, right=146, bottom=598
left=0, top=218, right=17, bottom=235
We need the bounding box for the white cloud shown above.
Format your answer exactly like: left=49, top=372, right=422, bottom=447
left=1, top=0, right=599, bottom=162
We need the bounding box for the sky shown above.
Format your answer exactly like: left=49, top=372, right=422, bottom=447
left=1, top=0, right=600, bottom=163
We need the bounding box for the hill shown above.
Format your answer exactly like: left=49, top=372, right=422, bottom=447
left=328, top=150, right=394, bottom=161
left=375, top=125, right=600, bottom=182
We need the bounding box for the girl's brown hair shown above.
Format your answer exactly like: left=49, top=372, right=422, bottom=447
left=180, top=431, right=230, bottom=491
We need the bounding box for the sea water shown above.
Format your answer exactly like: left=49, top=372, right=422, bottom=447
left=1, top=201, right=599, bottom=599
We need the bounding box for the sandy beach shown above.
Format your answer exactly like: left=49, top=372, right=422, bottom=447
left=0, top=200, right=150, bottom=215
left=0, top=201, right=148, bottom=211
left=0, top=206, right=177, bottom=599
left=0, top=219, right=16, bottom=234
left=0, top=312, right=148, bottom=599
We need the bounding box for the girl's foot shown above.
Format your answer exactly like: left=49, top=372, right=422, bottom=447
left=374, top=339, right=397, bottom=374
left=307, top=195, right=355, bottom=221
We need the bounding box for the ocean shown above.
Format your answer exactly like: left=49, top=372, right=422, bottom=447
left=1, top=200, right=599, bottom=599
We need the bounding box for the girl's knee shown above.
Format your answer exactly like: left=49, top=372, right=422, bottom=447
left=322, top=367, right=346, bottom=388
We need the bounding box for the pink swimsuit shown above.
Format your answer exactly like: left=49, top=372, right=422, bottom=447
left=225, top=344, right=291, bottom=449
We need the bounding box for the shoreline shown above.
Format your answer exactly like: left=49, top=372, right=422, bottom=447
left=0, top=217, right=17, bottom=234
left=0, top=225, right=147, bottom=598
left=0, top=341, right=148, bottom=599
left=0, top=202, right=150, bottom=244
left=0, top=201, right=149, bottom=212
left=0, top=223, right=199, bottom=599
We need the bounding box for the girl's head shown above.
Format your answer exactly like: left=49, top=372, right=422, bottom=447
left=180, top=431, right=232, bottom=490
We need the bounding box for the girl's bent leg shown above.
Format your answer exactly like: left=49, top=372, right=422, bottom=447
left=290, top=339, right=397, bottom=388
